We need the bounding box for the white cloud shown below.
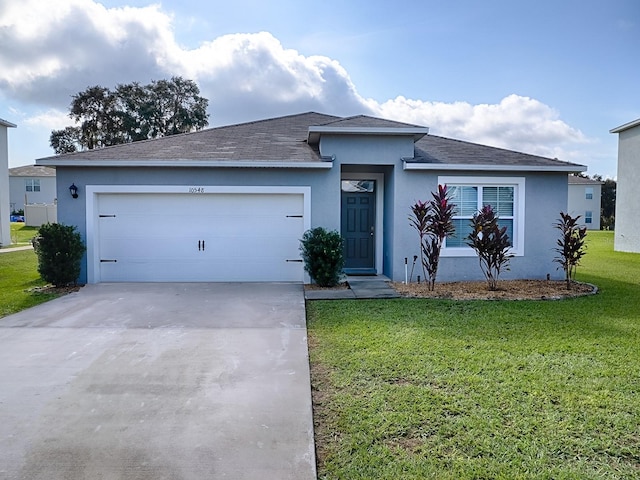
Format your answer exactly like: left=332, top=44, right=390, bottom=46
left=1, top=0, right=593, bottom=167
left=371, top=94, right=589, bottom=162
left=22, top=109, right=70, bottom=130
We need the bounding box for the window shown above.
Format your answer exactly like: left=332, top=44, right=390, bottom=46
left=26, top=179, right=40, bottom=192
left=439, top=177, right=525, bottom=256
left=585, top=187, right=593, bottom=200
left=585, top=211, right=593, bottom=224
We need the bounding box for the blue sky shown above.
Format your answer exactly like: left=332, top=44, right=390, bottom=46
left=1, top=0, right=638, bottom=178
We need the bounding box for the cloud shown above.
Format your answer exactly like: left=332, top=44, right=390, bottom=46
left=372, top=94, right=589, bottom=161
left=174, top=32, right=368, bottom=124
left=0, top=0, right=590, bottom=166
left=0, top=0, right=173, bottom=106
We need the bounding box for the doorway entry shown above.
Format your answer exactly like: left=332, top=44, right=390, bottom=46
left=341, top=180, right=376, bottom=274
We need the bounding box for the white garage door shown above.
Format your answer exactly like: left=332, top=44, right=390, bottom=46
left=95, top=192, right=305, bottom=282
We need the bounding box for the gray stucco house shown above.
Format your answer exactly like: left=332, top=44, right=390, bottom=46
left=611, top=118, right=640, bottom=253
left=567, top=175, right=602, bottom=230
left=9, top=165, right=57, bottom=212
left=36, top=112, right=585, bottom=284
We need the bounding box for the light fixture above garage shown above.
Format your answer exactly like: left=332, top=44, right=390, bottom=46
left=69, top=183, right=79, bottom=199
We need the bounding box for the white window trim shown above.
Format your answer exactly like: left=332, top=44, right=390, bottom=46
left=26, top=178, right=41, bottom=192
left=438, top=176, right=525, bottom=257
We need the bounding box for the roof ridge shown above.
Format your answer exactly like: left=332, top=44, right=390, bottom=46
left=319, top=114, right=426, bottom=129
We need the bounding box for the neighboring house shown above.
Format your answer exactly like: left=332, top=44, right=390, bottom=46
left=9, top=165, right=57, bottom=212
left=567, top=175, right=602, bottom=230
left=36, top=112, right=586, bottom=284
left=611, top=118, right=640, bottom=253
left=0, top=118, right=17, bottom=247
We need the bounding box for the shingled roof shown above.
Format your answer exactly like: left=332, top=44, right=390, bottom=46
left=9, top=165, right=56, bottom=176
left=408, top=135, right=585, bottom=171
left=37, top=112, right=585, bottom=172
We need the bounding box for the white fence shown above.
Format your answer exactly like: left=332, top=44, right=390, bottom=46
left=25, top=203, right=57, bottom=227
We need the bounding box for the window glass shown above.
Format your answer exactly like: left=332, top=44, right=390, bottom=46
left=450, top=186, right=478, bottom=216
left=341, top=180, right=374, bottom=192
left=585, top=187, right=593, bottom=200
left=483, top=186, right=514, bottom=216
left=585, top=211, right=593, bottom=224
left=443, top=182, right=519, bottom=252
left=25, top=179, right=41, bottom=192
left=447, top=219, right=473, bottom=248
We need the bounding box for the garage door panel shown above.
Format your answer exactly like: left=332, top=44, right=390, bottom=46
left=96, top=192, right=306, bottom=282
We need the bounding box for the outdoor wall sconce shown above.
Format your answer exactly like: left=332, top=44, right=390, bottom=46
left=69, top=183, right=79, bottom=199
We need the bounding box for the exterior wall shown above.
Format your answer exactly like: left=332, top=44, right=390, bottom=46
left=614, top=125, right=640, bottom=253
left=56, top=166, right=341, bottom=284
left=567, top=183, right=602, bottom=230
left=9, top=175, right=57, bottom=211
left=58, top=134, right=573, bottom=284
left=392, top=170, right=569, bottom=282
left=0, top=126, right=10, bottom=246
left=320, top=135, right=415, bottom=164
left=321, top=135, right=408, bottom=277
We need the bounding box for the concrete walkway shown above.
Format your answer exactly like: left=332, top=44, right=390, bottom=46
left=0, top=245, right=33, bottom=253
left=0, top=283, right=316, bottom=480
left=304, top=275, right=399, bottom=300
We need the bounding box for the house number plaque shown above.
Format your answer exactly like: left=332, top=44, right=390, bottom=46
left=188, top=187, right=206, bottom=193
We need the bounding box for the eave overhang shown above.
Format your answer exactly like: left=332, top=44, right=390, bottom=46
left=610, top=118, right=640, bottom=134
left=36, top=159, right=334, bottom=169
left=308, top=126, right=429, bottom=144
left=403, top=161, right=587, bottom=173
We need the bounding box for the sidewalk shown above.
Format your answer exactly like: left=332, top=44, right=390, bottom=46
left=304, top=275, right=400, bottom=300
left=0, top=245, right=33, bottom=253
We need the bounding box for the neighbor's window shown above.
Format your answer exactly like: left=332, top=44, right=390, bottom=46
left=585, top=187, right=593, bottom=200
left=585, top=211, right=593, bottom=224
left=26, top=179, right=40, bottom=192
left=438, top=177, right=525, bottom=256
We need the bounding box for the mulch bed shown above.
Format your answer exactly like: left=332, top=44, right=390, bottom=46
left=392, top=279, right=596, bottom=300
left=27, top=284, right=84, bottom=295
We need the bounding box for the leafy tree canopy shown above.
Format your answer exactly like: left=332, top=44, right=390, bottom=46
left=50, top=77, right=209, bottom=154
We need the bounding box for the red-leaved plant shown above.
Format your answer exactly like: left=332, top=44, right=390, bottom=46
left=409, top=185, right=455, bottom=290
left=553, top=212, right=587, bottom=289
left=466, top=205, right=513, bottom=291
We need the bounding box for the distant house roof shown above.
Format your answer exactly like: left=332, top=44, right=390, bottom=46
left=37, top=112, right=586, bottom=173
left=9, top=165, right=56, bottom=177
left=610, top=118, right=640, bottom=134
left=568, top=175, right=603, bottom=185
left=0, top=118, right=17, bottom=128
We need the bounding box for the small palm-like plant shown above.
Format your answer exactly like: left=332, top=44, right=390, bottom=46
left=467, top=205, right=513, bottom=291
left=553, top=212, right=587, bottom=289
left=409, top=185, right=455, bottom=290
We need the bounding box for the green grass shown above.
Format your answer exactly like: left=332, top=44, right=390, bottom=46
left=0, top=249, right=59, bottom=317
left=308, top=231, right=640, bottom=479
left=5, top=222, right=39, bottom=247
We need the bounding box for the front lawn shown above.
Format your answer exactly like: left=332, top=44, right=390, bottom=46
left=0, top=249, right=59, bottom=317
left=307, top=231, right=640, bottom=479
left=5, top=222, right=39, bottom=247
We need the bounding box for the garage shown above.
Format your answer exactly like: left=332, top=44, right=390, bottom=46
left=86, top=187, right=309, bottom=283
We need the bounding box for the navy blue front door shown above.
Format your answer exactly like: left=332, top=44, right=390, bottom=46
left=341, top=182, right=375, bottom=274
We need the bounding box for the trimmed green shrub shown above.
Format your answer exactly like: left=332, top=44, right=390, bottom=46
left=300, top=227, right=344, bottom=287
left=33, top=223, right=85, bottom=287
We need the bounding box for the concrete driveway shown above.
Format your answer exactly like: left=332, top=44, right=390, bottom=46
left=0, top=283, right=316, bottom=480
